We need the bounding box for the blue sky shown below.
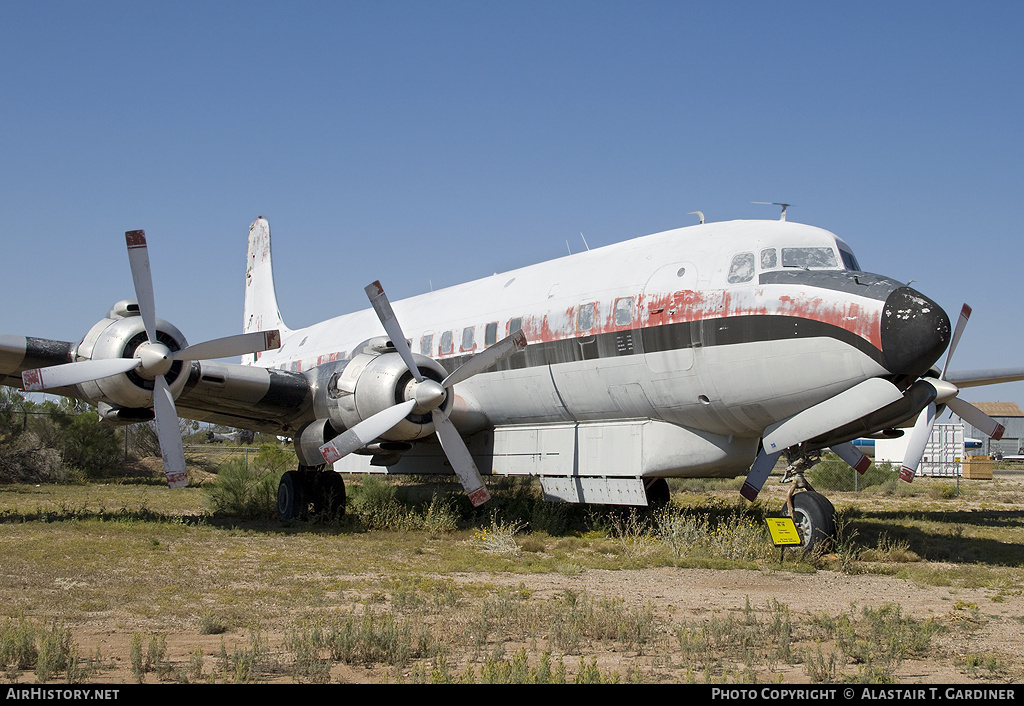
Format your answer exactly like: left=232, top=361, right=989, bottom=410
left=3, top=1, right=1024, bottom=410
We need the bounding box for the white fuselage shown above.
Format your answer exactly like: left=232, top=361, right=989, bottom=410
left=249, top=219, right=896, bottom=464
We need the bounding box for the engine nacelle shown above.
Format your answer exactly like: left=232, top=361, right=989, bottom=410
left=74, top=300, right=189, bottom=409
left=321, top=337, right=453, bottom=445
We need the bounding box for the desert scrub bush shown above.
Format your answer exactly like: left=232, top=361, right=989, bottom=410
left=807, top=456, right=897, bottom=492
left=473, top=516, right=525, bottom=554
left=347, top=476, right=462, bottom=532
left=0, top=616, right=38, bottom=674
left=350, top=475, right=409, bottom=529
left=656, top=508, right=771, bottom=562
left=0, top=616, right=79, bottom=682
left=309, top=609, right=438, bottom=667
left=204, top=454, right=283, bottom=519
left=549, top=590, right=656, bottom=653
left=806, top=603, right=941, bottom=681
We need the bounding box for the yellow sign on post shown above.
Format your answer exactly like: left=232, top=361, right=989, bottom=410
left=765, top=517, right=802, bottom=547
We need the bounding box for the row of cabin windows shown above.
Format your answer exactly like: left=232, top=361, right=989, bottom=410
left=419, top=297, right=637, bottom=357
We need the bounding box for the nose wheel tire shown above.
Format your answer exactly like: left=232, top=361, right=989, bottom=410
left=783, top=491, right=835, bottom=551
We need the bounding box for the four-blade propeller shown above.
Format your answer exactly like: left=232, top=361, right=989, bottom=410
left=898, top=304, right=1004, bottom=482
left=319, top=280, right=527, bottom=506
left=21, top=230, right=282, bottom=488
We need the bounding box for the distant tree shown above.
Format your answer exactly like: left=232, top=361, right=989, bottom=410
left=0, top=389, right=65, bottom=483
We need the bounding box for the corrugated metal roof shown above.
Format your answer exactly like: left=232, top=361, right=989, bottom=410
left=971, top=402, right=1024, bottom=418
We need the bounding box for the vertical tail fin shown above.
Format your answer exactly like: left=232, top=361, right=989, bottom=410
left=243, top=217, right=289, bottom=365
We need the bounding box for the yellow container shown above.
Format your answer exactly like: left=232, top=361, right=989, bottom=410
left=962, top=456, right=994, bottom=480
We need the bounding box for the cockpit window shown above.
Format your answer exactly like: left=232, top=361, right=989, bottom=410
left=782, top=247, right=838, bottom=269
left=839, top=248, right=861, bottom=271
left=728, top=252, right=756, bottom=283
left=760, top=248, right=778, bottom=269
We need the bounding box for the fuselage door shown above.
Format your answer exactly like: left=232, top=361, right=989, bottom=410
left=640, top=262, right=698, bottom=374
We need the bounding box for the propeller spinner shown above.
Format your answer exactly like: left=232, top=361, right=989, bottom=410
left=319, top=281, right=527, bottom=506
left=22, top=230, right=282, bottom=488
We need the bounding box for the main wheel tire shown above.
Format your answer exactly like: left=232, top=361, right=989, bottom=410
left=277, top=470, right=309, bottom=521
left=784, top=491, right=836, bottom=551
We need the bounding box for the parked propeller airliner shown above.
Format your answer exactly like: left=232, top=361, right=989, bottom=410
left=3, top=213, right=1023, bottom=547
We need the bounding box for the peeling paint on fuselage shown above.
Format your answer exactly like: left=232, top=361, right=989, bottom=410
left=254, top=220, right=902, bottom=441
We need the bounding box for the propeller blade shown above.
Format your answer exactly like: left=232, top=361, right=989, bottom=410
left=153, top=376, right=188, bottom=488
left=899, top=402, right=937, bottom=483
left=831, top=442, right=872, bottom=474
left=319, top=400, right=417, bottom=464
left=21, top=358, right=140, bottom=391
left=432, top=409, right=490, bottom=506
left=762, top=378, right=903, bottom=453
left=125, top=231, right=158, bottom=343
left=442, top=330, right=527, bottom=388
left=941, top=304, right=971, bottom=380
left=946, top=397, right=1005, bottom=440
left=365, top=281, right=423, bottom=382
left=740, top=448, right=781, bottom=501
left=175, top=330, right=282, bottom=362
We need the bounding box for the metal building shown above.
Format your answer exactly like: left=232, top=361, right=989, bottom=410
left=956, top=402, right=1024, bottom=458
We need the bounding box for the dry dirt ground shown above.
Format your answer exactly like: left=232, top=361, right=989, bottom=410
left=4, top=472, right=1024, bottom=685
left=49, top=566, right=1024, bottom=685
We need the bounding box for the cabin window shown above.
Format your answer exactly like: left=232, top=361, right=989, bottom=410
left=782, top=247, right=838, bottom=269
left=420, top=334, right=433, bottom=356
left=614, top=297, right=633, bottom=326
left=509, top=317, right=523, bottom=334
left=461, top=326, right=475, bottom=352
left=440, top=331, right=453, bottom=355
left=760, top=248, right=778, bottom=270
left=727, top=252, right=756, bottom=283
left=485, top=322, right=498, bottom=347
left=577, top=303, right=595, bottom=332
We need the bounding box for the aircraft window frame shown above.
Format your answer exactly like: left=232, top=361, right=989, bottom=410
left=839, top=248, right=861, bottom=271
left=727, top=252, right=756, bottom=284
left=508, top=317, right=523, bottom=335
left=760, top=248, right=778, bottom=270
left=484, top=321, right=498, bottom=347
left=461, top=326, right=476, bottom=352
left=613, top=297, right=633, bottom=326
left=577, top=302, right=596, bottom=332
left=420, top=334, right=433, bottom=356
left=782, top=247, right=839, bottom=269
left=440, top=331, right=453, bottom=355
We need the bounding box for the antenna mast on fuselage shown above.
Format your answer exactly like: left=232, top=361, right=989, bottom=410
left=752, top=202, right=791, bottom=221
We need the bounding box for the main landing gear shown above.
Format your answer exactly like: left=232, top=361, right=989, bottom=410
left=780, top=456, right=836, bottom=551
left=277, top=466, right=347, bottom=521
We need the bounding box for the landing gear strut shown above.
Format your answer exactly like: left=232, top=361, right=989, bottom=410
left=277, top=467, right=347, bottom=521
left=780, top=455, right=836, bottom=551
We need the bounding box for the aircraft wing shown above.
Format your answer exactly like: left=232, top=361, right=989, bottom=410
left=1, top=333, right=313, bottom=434
left=943, top=368, right=1024, bottom=388
left=174, top=360, right=312, bottom=433
left=0, top=334, right=75, bottom=390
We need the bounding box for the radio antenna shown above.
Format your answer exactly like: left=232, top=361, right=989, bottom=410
left=752, top=202, right=791, bottom=221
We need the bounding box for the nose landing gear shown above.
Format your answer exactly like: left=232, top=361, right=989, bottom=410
left=780, top=456, right=836, bottom=551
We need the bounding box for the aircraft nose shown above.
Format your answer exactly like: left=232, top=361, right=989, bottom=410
left=879, top=286, right=951, bottom=378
